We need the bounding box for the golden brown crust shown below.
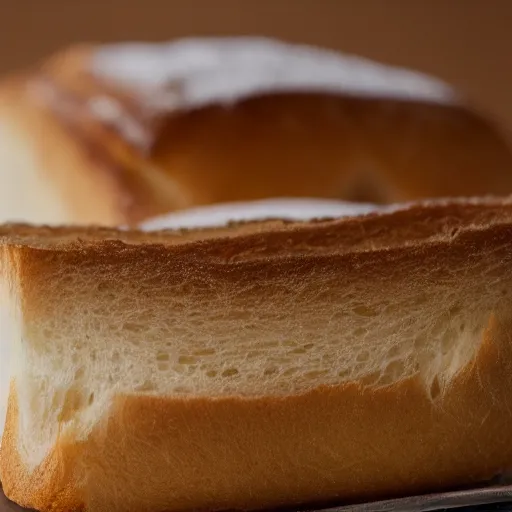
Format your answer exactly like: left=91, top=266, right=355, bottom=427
left=3, top=42, right=512, bottom=225
left=0, top=196, right=512, bottom=253
left=1, top=386, right=83, bottom=512
left=2, top=199, right=512, bottom=510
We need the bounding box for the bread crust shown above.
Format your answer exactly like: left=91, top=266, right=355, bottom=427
left=1, top=195, right=512, bottom=251
left=2, top=199, right=512, bottom=511
left=2, top=41, right=512, bottom=225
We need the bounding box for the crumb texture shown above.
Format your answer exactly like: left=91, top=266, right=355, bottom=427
left=0, top=209, right=512, bottom=511
left=4, top=224, right=512, bottom=471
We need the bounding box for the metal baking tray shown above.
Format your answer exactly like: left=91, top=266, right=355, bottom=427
left=2, top=483, right=512, bottom=512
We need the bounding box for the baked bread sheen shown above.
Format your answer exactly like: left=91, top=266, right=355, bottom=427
left=1, top=37, right=512, bottom=226
left=1, top=196, right=512, bottom=511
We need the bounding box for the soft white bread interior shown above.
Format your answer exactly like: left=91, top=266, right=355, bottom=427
left=1, top=197, right=512, bottom=512
left=2, top=38, right=512, bottom=226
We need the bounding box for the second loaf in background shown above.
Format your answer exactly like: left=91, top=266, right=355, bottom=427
left=0, top=37, right=512, bottom=225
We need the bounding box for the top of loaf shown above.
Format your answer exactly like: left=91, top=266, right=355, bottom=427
left=90, top=37, right=457, bottom=111
left=2, top=195, right=512, bottom=251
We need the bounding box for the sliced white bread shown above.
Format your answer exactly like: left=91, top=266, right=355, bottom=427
left=1, top=197, right=512, bottom=511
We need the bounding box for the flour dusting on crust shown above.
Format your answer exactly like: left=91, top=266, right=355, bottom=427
left=92, top=37, right=457, bottom=112
left=139, top=198, right=383, bottom=231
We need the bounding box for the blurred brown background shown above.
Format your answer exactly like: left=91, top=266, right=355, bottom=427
left=1, top=0, right=511, bottom=137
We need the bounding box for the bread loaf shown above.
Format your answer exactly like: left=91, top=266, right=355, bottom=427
left=1, top=37, right=512, bottom=226
left=1, top=196, right=512, bottom=511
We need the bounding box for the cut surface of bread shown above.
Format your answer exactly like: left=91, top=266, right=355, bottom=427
left=1, top=38, right=512, bottom=226
left=1, top=197, right=512, bottom=512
